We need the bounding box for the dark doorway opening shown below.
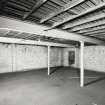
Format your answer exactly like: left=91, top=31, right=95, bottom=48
left=68, top=51, right=75, bottom=65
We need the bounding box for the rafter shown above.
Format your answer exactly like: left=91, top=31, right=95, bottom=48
left=86, top=28, right=105, bottom=34
left=85, top=32, right=105, bottom=36
left=90, top=36, right=105, bottom=41
left=40, top=0, right=85, bottom=23
left=88, top=35, right=105, bottom=39
left=75, top=24, right=105, bottom=33
left=82, top=29, right=105, bottom=35
left=63, top=12, right=105, bottom=29
left=71, top=20, right=105, bottom=32
left=23, top=0, right=48, bottom=19
left=88, top=33, right=105, bottom=37
left=50, top=2, right=105, bottom=29
left=0, top=16, right=104, bottom=44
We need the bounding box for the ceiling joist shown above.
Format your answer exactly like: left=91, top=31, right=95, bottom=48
left=71, top=20, right=105, bottom=32
left=88, top=33, right=105, bottom=37
left=40, top=0, right=85, bottom=23
left=88, top=34, right=105, bottom=39
left=63, top=13, right=105, bottom=30
left=75, top=24, right=105, bottom=33
left=50, top=1, right=105, bottom=29
left=0, top=16, right=104, bottom=44
left=82, top=29, right=105, bottom=35
left=23, top=0, right=48, bottom=19
left=0, top=37, right=72, bottom=47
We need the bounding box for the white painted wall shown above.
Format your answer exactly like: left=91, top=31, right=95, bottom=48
left=0, top=44, right=12, bottom=73
left=84, top=46, right=105, bottom=72
left=50, top=47, right=64, bottom=67
left=64, top=46, right=105, bottom=72
left=0, top=43, right=64, bottom=73
left=15, top=45, right=48, bottom=71
left=2, top=43, right=105, bottom=73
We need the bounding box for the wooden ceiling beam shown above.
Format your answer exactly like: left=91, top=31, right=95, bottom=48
left=0, top=16, right=104, bottom=44
left=82, top=29, right=105, bottom=35
left=88, top=33, right=105, bottom=37
left=0, top=37, right=73, bottom=47
left=82, top=32, right=105, bottom=36
left=85, top=28, right=105, bottom=34
left=50, top=2, right=105, bottom=29
left=71, top=20, right=105, bottom=32
left=90, top=36, right=105, bottom=39
left=84, top=32, right=105, bottom=36
left=62, top=14, right=105, bottom=30
left=75, top=24, right=105, bottom=33
left=23, top=0, right=48, bottom=19
left=88, top=34, right=105, bottom=39
left=63, top=12, right=105, bottom=29
left=40, top=0, right=85, bottom=23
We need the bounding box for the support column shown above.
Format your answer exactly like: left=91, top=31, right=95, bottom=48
left=11, top=44, right=16, bottom=72
left=48, top=46, right=50, bottom=75
left=80, top=41, right=84, bottom=87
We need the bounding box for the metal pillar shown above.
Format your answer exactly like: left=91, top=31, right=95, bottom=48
left=48, top=46, right=50, bottom=75
left=11, top=44, right=16, bottom=72
left=80, top=41, right=84, bottom=87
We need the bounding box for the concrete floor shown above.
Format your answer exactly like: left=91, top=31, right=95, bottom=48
left=0, top=67, right=105, bottom=105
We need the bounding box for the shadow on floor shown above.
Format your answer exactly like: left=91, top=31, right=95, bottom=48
left=50, top=67, right=63, bottom=74
left=69, top=67, right=105, bottom=86
left=85, top=76, right=105, bottom=86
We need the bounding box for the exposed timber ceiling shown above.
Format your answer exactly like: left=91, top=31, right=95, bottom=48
left=0, top=28, right=79, bottom=46
left=0, top=0, right=105, bottom=45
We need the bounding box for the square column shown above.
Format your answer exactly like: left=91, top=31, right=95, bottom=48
left=80, top=41, right=84, bottom=87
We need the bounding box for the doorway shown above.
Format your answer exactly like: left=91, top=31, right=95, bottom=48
left=68, top=51, right=75, bottom=65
